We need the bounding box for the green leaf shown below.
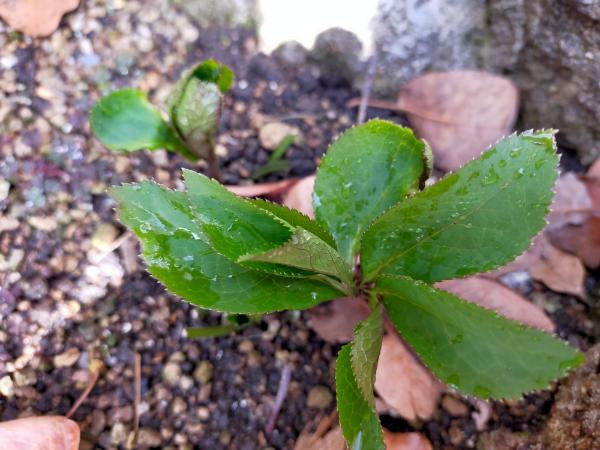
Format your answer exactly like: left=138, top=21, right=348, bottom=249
left=239, top=228, right=352, bottom=284
left=377, top=275, right=584, bottom=399
left=361, top=130, right=559, bottom=282
left=351, top=303, right=383, bottom=407
left=336, top=344, right=385, bottom=450
left=167, top=60, right=233, bottom=158
left=250, top=199, right=335, bottom=248
left=191, top=59, right=234, bottom=93
left=90, top=88, right=194, bottom=158
left=111, top=182, right=342, bottom=314
left=314, top=120, right=426, bottom=262
left=182, top=170, right=291, bottom=259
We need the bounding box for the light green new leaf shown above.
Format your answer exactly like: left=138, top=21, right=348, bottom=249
left=250, top=199, right=335, bottom=248
left=377, top=276, right=584, bottom=399
left=351, top=303, right=383, bottom=407
left=90, top=88, right=194, bottom=159
left=239, top=228, right=352, bottom=284
left=313, top=120, right=426, bottom=262
left=362, top=130, right=559, bottom=282
left=336, top=344, right=385, bottom=450
left=168, top=60, right=233, bottom=158
left=111, top=182, right=341, bottom=314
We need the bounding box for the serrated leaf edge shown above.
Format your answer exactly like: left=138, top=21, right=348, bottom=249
left=375, top=274, right=585, bottom=401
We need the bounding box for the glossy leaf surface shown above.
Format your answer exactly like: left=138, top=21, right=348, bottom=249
left=314, top=120, right=426, bottom=262
left=112, top=182, right=341, bottom=313
left=378, top=276, right=584, bottom=399
left=90, top=88, right=193, bottom=158
left=362, top=131, right=559, bottom=282
left=336, top=344, right=385, bottom=450
left=351, top=303, right=383, bottom=407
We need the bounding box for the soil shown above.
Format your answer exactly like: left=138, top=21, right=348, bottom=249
left=1, top=1, right=600, bottom=449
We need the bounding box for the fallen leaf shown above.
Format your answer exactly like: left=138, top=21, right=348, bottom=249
left=384, top=430, right=433, bottom=450
left=0, top=416, right=80, bottom=450
left=437, top=277, right=554, bottom=332
left=493, top=233, right=585, bottom=297
left=547, top=218, right=600, bottom=269
left=225, top=178, right=296, bottom=198
left=397, top=70, right=518, bottom=171
left=374, top=335, right=443, bottom=422
left=587, top=158, right=600, bottom=179
left=548, top=173, right=592, bottom=229
left=294, top=426, right=346, bottom=450
left=294, top=414, right=345, bottom=450
left=0, top=0, right=79, bottom=37
left=282, top=175, right=315, bottom=218
left=307, top=298, right=370, bottom=343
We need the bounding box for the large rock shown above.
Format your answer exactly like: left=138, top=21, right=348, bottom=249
left=487, top=0, right=600, bottom=164
left=372, top=0, right=486, bottom=96
left=171, top=0, right=259, bottom=29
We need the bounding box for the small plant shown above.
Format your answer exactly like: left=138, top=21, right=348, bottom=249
left=111, top=119, right=583, bottom=449
left=90, top=59, right=233, bottom=179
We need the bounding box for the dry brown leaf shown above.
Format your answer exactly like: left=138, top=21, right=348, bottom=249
left=587, top=158, right=600, bottom=179
left=0, top=416, right=80, bottom=450
left=547, top=218, right=600, bottom=269
left=374, top=335, right=443, bottom=422
left=548, top=173, right=593, bottom=229
left=307, top=298, right=370, bottom=343
left=493, top=233, right=585, bottom=298
left=294, top=425, right=346, bottom=450
left=282, top=175, right=315, bottom=218
left=0, top=0, right=79, bottom=37
left=384, top=430, right=433, bottom=450
left=437, top=277, right=554, bottom=332
left=396, top=71, right=518, bottom=171
left=225, top=178, right=297, bottom=198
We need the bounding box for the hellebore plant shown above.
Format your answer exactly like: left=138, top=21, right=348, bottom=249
left=90, top=59, right=233, bottom=179
left=109, top=120, right=583, bottom=449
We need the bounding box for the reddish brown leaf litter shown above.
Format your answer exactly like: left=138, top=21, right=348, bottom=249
left=374, top=335, right=443, bottom=422
left=0, top=0, right=79, bottom=37
left=0, top=416, right=80, bottom=450
left=348, top=70, right=518, bottom=171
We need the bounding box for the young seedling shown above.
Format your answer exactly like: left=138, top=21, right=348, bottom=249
left=111, top=119, right=584, bottom=449
left=90, top=59, right=233, bottom=179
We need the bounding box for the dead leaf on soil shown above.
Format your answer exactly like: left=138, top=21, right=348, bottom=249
left=282, top=175, right=315, bottom=218
left=374, top=335, right=444, bottom=422
left=0, top=416, right=80, bottom=450
left=225, top=178, right=297, bottom=198
left=492, top=233, right=585, bottom=298
left=548, top=173, right=593, bottom=229
left=384, top=430, right=433, bottom=450
left=0, top=0, right=79, bottom=37
left=437, top=277, right=554, bottom=332
left=587, top=158, right=600, bottom=179
left=307, top=298, right=370, bottom=343
left=294, top=413, right=345, bottom=450
left=398, top=71, right=518, bottom=171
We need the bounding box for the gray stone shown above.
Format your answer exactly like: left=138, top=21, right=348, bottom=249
left=172, top=0, right=259, bottom=29
left=272, top=41, right=309, bottom=68
left=372, top=0, right=486, bottom=96
left=310, top=27, right=364, bottom=87
left=487, top=0, right=600, bottom=163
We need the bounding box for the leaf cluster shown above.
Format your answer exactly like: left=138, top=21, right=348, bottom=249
left=90, top=59, right=233, bottom=162
left=112, top=119, right=584, bottom=449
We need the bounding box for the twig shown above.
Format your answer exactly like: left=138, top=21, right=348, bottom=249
left=131, top=352, right=142, bottom=447
left=66, top=370, right=100, bottom=418
left=265, top=363, right=292, bottom=437
left=358, top=55, right=378, bottom=124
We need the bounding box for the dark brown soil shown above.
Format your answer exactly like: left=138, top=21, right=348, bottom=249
left=1, top=1, right=600, bottom=449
